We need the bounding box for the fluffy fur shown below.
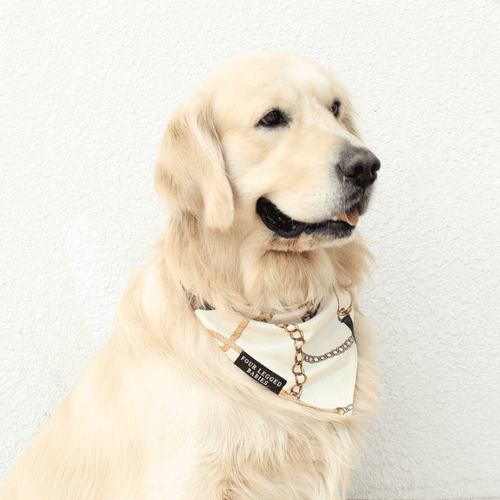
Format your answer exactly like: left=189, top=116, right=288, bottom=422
left=0, top=51, right=381, bottom=500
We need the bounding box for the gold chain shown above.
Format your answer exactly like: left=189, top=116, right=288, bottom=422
left=256, top=291, right=353, bottom=401
left=275, top=291, right=353, bottom=399
left=277, top=323, right=307, bottom=399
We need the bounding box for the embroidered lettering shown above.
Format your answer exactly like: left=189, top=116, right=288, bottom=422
left=235, top=351, right=287, bottom=394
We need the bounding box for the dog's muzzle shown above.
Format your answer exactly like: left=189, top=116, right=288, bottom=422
left=256, top=197, right=357, bottom=239
left=256, top=146, right=380, bottom=239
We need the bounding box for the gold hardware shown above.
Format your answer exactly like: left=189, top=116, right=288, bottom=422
left=277, top=323, right=307, bottom=399
left=333, top=288, right=353, bottom=321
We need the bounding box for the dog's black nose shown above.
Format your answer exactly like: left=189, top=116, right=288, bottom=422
left=338, top=148, right=381, bottom=187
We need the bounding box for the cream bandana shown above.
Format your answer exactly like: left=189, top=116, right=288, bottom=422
left=195, top=291, right=357, bottom=415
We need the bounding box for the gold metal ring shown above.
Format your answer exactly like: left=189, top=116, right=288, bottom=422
left=333, top=288, right=352, bottom=318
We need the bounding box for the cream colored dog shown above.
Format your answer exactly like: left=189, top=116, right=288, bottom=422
left=0, top=51, right=381, bottom=500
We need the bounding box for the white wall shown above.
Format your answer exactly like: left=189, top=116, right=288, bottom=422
left=1, top=1, right=499, bottom=498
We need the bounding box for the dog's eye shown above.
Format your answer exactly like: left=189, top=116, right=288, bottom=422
left=259, top=109, right=286, bottom=127
left=331, top=99, right=341, bottom=118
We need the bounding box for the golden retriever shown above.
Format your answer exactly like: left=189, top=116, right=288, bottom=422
left=0, top=51, right=381, bottom=500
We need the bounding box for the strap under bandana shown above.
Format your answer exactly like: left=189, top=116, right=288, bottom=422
left=195, top=298, right=321, bottom=324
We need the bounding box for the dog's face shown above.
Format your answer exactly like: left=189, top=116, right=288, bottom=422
left=155, top=51, right=380, bottom=253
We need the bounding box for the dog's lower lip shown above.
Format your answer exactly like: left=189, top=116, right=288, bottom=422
left=256, top=197, right=356, bottom=239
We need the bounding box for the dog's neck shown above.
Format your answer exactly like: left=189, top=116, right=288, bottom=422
left=164, top=214, right=371, bottom=322
left=185, top=288, right=322, bottom=324
left=253, top=303, right=322, bottom=324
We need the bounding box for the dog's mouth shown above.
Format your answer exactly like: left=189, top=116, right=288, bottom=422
left=256, top=197, right=358, bottom=239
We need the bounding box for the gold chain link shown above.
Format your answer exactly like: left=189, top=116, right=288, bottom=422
left=277, top=323, right=307, bottom=399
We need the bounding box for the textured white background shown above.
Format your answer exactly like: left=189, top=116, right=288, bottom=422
left=1, top=1, right=499, bottom=498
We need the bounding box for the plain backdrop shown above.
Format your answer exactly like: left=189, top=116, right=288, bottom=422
left=1, top=1, right=499, bottom=499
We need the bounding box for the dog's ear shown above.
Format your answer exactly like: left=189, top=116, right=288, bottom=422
left=154, top=93, right=234, bottom=230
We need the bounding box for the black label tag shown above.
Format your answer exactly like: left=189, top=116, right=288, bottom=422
left=234, top=351, right=287, bottom=395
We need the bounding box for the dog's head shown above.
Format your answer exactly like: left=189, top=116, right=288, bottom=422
left=155, top=51, right=379, bottom=312
left=155, top=51, right=379, bottom=253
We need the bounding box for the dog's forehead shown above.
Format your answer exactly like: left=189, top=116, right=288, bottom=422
left=200, top=52, right=341, bottom=118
